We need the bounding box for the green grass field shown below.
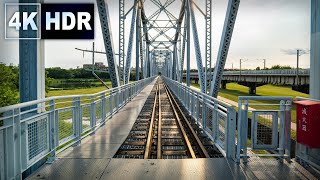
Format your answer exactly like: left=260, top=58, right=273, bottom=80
left=190, top=82, right=309, bottom=123
left=47, top=84, right=111, bottom=97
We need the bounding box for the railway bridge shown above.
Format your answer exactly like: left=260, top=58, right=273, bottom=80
left=0, top=0, right=320, bottom=179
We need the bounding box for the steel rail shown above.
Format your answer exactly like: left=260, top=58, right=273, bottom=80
left=163, top=84, right=196, bottom=158
left=164, top=83, right=210, bottom=158
left=144, top=85, right=158, bottom=159
left=157, top=84, right=162, bottom=159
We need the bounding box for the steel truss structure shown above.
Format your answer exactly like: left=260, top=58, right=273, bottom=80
left=95, top=0, right=240, bottom=96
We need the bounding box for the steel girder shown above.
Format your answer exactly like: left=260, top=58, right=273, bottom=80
left=140, top=23, right=144, bottom=79
left=172, top=44, right=177, bottom=80
left=205, top=0, right=212, bottom=93
left=136, top=7, right=141, bottom=81
left=96, top=0, right=120, bottom=88
left=119, top=0, right=125, bottom=83
left=189, top=1, right=206, bottom=93
left=140, top=1, right=150, bottom=78
left=210, top=0, right=240, bottom=97
left=180, top=16, right=187, bottom=83
left=186, top=0, right=191, bottom=86
left=124, top=1, right=138, bottom=84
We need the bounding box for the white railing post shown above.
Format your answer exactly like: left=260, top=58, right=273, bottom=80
left=279, top=100, right=285, bottom=161
left=73, top=97, right=81, bottom=144
left=226, top=107, right=236, bottom=160
left=90, top=96, right=96, bottom=130
left=101, top=93, right=107, bottom=121
left=47, top=100, right=56, bottom=163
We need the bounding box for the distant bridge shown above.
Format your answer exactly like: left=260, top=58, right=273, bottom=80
left=183, top=69, right=310, bottom=94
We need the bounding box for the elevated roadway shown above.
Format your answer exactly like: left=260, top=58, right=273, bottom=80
left=183, top=69, right=310, bottom=94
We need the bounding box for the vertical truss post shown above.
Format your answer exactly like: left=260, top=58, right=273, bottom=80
left=124, top=1, right=137, bottom=84
left=172, top=44, right=177, bottom=80
left=150, top=52, right=153, bottom=76
left=169, top=52, right=173, bottom=79
left=180, top=19, right=187, bottom=83
left=205, top=0, right=212, bottom=93
left=119, top=0, right=125, bottom=83
left=146, top=44, right=150, bottom=77
left=311, top=0, right=320, bottom=99
left=97, top=0, right=120, bottom=87
left=136, top=6, right=141, bottom=81
left=189, top=1, right=206, bottom=93
left=139, top=16, right=144, bottom=79
left=186, top=0, right=191, bottom=87
left=178, top=36, right=182, bottom=82
left=210, top=0, right=240, bottom=97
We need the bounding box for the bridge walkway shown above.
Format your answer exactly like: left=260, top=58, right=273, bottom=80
left=26, top=79, right=315, bottom=180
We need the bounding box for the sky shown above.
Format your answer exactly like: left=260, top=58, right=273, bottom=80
left=0, top=0, right=311, bottom=70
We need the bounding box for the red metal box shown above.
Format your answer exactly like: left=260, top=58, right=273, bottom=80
left=295, top=100, right=320, bottom=148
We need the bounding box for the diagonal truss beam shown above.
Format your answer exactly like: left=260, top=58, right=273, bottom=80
left=189, top=0, right=205, bottom=93
left=96, top=0, right=120, bottom=87
left=210, top=0, right=240, bottom=97
left=124, top=1, right=138, bottom=84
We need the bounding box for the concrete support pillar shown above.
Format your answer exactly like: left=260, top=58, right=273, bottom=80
left=221, top=81, right=227, bottom=89
left=311, top=0, right=320, bottom=100
left=248, top=83, right=256, bottom=95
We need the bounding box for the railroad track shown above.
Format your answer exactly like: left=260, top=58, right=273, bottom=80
left=114, top=78, right=222, bottom=159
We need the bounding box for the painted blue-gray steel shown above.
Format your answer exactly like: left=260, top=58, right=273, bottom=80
left=180, top=18, right=187, bottom=83
left=186, top=0, right=191, bottom=86
left=19, top=1, right=39, bottom=105
left=205, top=0, right=212, bottom=93
left=162, top=76, right=236, bottom=160
left=210, top=0, right=240, bottom=97
left=119, top=0, right=125, bottom=82
left=136, top=7, right=141, bottom=81
left=96, top=0, right=120, bottom=88
left=236, top=96, right=292, bottom=162
left=0, top=76, right=156, bottom=180
left=172, top=45, right=177, bottom=80
left=311, top=0, right=320, bottom=100
left=189, top=2, right=205, bottom=93
left=124, top=1, right=137, bottom=84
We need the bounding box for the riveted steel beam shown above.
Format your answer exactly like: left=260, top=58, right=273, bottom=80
left=97, top=0, right=120, bottom=87
left=210, top=0, right=240, bottom=97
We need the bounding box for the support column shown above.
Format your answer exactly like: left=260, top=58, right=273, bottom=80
left=297, top=0, right=320, bottom=170
left=248, top=83, right=256, bottom=95
left=221, top=81, right=227, bottom=90
left=186, top=0, right=191, bottom=86
left=311, top=0, right=320, bottom=99
left=19, top=1, right=45, bottom=105
left=136, top=7, right=141, bottom=81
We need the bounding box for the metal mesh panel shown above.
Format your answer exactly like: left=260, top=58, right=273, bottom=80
left=252, top=111, right=278, bottom=149
left=82, top=105, right=90, bottom=132
left=206, top=106, right=213, bottom=133
left=256, top=114, right=273, bottom=146
left=58, top=109, right=74, bottom=142
left=218, top=112, right=226, bottom=148
left=96, top=101, right=102, bottom=123
left=27, top=117, right=48, bottom=161
left=198, top=101, right=203, bottom=125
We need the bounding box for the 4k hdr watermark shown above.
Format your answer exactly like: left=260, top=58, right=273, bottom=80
left=5, top=3, right=94, bottom=39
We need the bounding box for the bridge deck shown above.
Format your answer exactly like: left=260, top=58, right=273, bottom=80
left=27, top=80, right=316, bottom=180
